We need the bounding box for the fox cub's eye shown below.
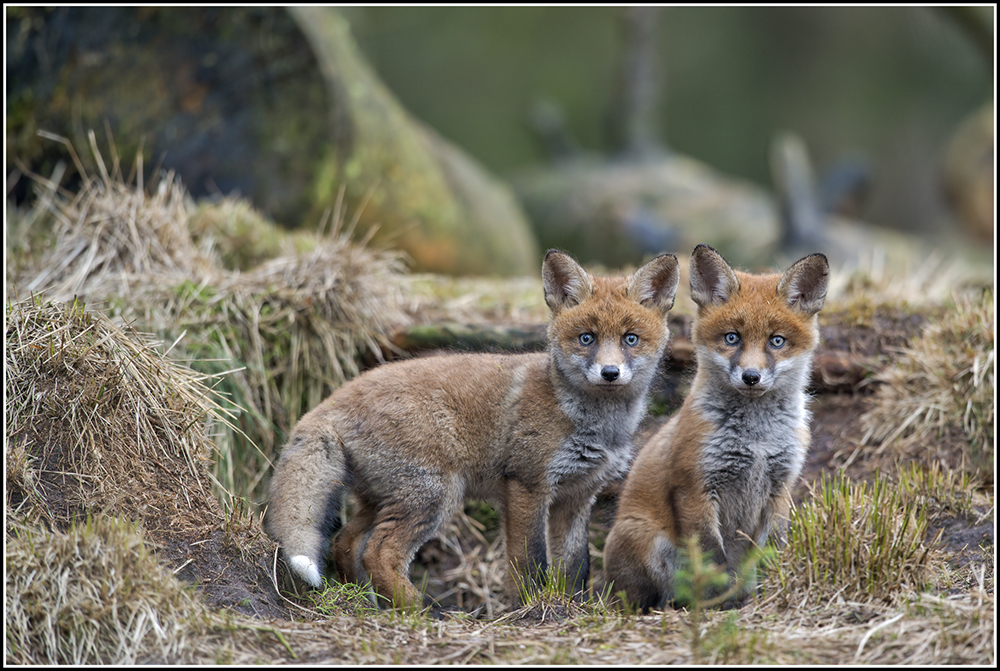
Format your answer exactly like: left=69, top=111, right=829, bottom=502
left=623, top=333, right=639, bottom=347
left=769, top=335, right=786, bottom=349
left=579, top=333, right=595, bottom=346
left=724, top=332, right=740, bottom=345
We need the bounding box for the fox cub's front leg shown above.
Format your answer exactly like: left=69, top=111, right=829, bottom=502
left=502, top=478, right=550, bottom=604
left=547, top=494, right=594, bottom=597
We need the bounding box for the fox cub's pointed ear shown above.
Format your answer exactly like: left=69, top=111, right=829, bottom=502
left=689, top=244, right=740, bottom=308
left=542, top=250, right=594, bottom=313
left=628, top=253, right=679, bottom=315
left=778, top=253, right=829, bottom=315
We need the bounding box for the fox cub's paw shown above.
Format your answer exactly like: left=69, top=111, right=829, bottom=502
left=289, top=555, right=323, bottom=587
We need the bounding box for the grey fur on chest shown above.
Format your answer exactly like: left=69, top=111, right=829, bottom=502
left=548, top=394, right=643, bottom=489
left=696, top=388, right=808, bottom=498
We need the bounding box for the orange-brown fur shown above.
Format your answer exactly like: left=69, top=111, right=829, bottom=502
left=604, top=244, right=829, bottom=612
left=266, top=250, right=679, bottom=609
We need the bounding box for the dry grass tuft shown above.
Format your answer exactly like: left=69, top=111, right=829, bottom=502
left=187, top=195, right=319, bottom=271
left=5, top=516, right=210, bottom=664
left=893, top=460, right=983, bottom=521
left=19, top=140, right=213, bottom=302
left=766, top=472, right=944, bottom=608
left=824, top=248, right=991, bottom=310
left=859, top=289, right=994, bottom=479
left=4, top=295, right=231, bottom=529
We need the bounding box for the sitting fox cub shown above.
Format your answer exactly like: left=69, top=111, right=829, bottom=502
left=266, top=250, right=679, bottom=608
left=604, top=244, right=829, bottom=612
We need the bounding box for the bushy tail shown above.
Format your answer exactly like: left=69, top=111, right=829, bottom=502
left=265, top=430, right=348, bottom=588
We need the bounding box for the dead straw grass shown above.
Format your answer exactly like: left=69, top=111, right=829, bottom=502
left=860, top=289, right=994, bottom=479
left=126, top=228, right=410, bottom=505
left=19, top=133, right=213, bottom=302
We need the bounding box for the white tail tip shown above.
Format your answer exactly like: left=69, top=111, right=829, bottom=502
left=289, top=555, right=322, bottom=587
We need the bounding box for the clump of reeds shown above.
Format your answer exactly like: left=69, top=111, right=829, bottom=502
left=5, top=515, right=210, bottom=664
left=859, top=289, right=994, bottom=479
left=767, top=472, right=943, bottom=607
left=133, top=222, right=410, bottom=504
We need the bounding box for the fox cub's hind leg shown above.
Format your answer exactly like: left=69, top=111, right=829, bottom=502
left=603, top=517, right=674, bottom=613
left=330, top=498, right=376, bottom=586
left=358, top=473, right=458, bottom=610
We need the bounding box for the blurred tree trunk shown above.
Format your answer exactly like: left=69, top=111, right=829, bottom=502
left=6, top=6, right=539, bottom=276
left=288, top=7, right=539, bottom=276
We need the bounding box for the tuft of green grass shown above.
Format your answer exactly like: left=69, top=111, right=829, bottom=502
left=894, top=460, right=982, bottom=521
left=505, top=559, right=614, bottom=624
left=767, top=471, right=942, bottom=607
left=304, top=579, right=381, bottom=617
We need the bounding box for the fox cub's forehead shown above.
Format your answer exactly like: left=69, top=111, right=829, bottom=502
left=554, top=277, right=665, bottom=336
left=698, top=273, right=815, bottom=342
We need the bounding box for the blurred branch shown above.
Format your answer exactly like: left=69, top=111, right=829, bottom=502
left=607, top=6, right=664, bottom=158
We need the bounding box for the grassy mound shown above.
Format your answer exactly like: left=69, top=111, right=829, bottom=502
left=5, top=296, right=223, bottom=528
left=5, top=295, right=290, bottom=623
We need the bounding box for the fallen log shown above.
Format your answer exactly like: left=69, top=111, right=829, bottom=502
left=387, top=321, right=872, bottom=393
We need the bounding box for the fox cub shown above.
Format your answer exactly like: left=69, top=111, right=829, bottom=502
left=266, top=249, right=679, bottom=609
left=603, top=244, right=829, bottom=612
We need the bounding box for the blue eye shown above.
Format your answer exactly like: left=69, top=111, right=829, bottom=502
left=579, top=333, right=595, bottom=346
left=770, top=335, right=786, bottom=349
left=624, top=333, right=639, bottom=347
left=724, top=332, right=740, bottom=345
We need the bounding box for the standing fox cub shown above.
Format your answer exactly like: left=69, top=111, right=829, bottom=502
left=604, top=244, right=829, bottom=612
left=266, top=250, right=679, bottom=609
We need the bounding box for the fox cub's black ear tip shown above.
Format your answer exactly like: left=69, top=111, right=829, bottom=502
left=691, top=243, right=723, bottom=259
left=802, top=252, right=829, bottom=267
left=544, top=248, right=569, bottom=261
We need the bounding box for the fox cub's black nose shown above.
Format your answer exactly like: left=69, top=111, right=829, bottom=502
left=742, top=369, right=761, bottom=386
left=601, top=366, right=620, bottom=382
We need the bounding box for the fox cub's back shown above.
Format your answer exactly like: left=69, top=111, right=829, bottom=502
left=266, top=249, right=680, bottom=610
